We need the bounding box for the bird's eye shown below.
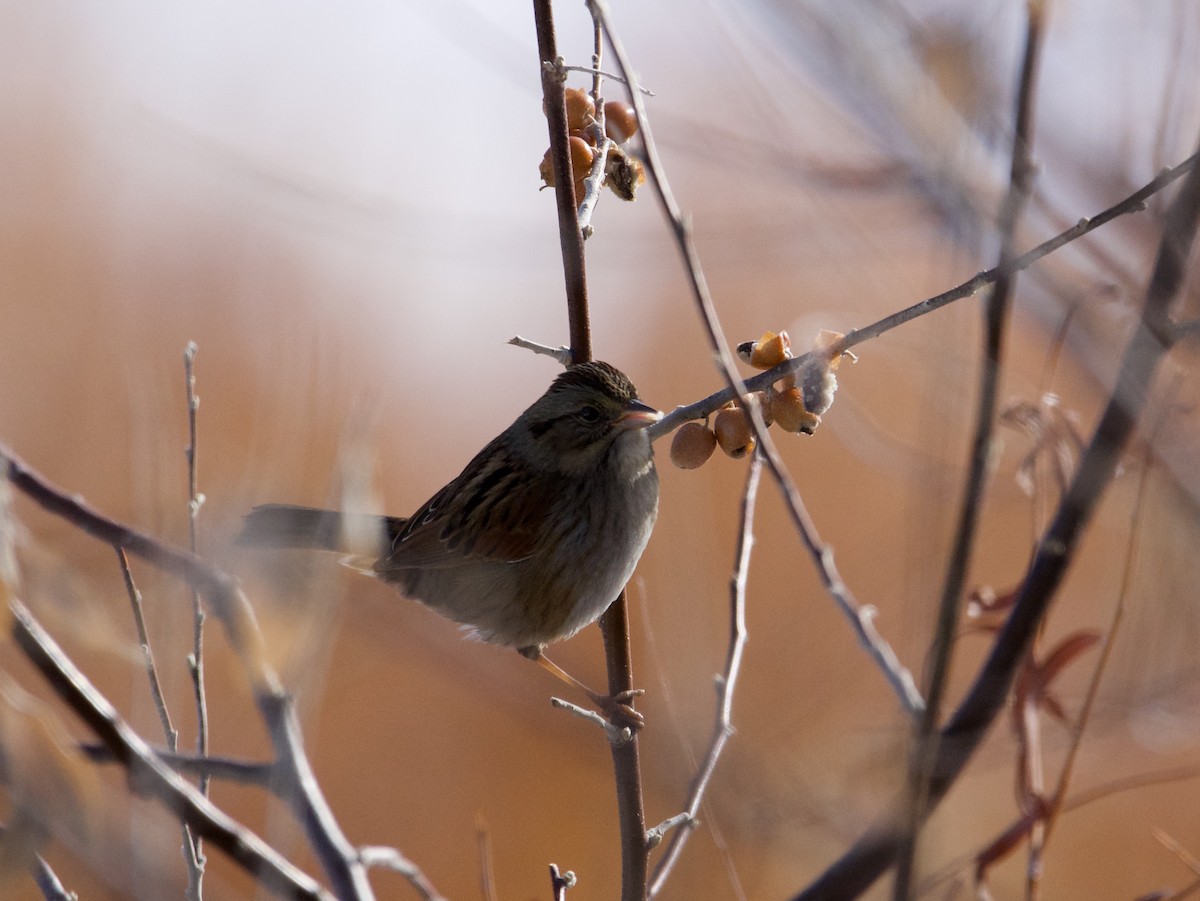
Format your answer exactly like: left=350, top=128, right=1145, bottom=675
left=578, top=404, right=601, bottom=423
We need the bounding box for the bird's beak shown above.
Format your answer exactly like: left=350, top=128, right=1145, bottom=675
left=616, top=399, right=663, bottom=430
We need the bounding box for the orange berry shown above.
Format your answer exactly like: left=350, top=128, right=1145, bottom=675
left=714, top=407, right=756, bottom=459
left=563, top=87, right=596, bottom=133
left=604, top=101, right=638, bottom=142
left=538, top=137, right=596, bottom=190
left=669, top=422, right=718, bottom=470
left=569, top=135, right=595, bottom=179
left=771, top=387, right=809, bottom=433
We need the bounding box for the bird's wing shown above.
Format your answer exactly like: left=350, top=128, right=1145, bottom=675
left=375, top=436, right=557, bottom=571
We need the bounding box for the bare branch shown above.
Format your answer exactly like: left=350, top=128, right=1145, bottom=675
left=796, top=136, right=1200, bottom=901
left=357, top=846, right=446, bottom=901
left=507, top=335, right=573, bottom=366
left=649, top=450, right=762, bottom=896
left=79, top=742, right=276, bottom=788
left=9, top=598, right=331, bottom=901
left=896, top=6, right=1046, bottom=897
left=0, top=445, right=387, bottom=900
left=116, top=548, right=178, bottom=750
left=549, top=864, right=576, bottom=901
left=550, top=696, right=633, bottom=745
left=591, top=0, right=923, bottom=717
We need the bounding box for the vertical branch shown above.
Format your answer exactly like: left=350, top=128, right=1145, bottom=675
left=183, top=342, right=210, bottom=897
left=532, top=3, right=645, bottom=899
left=599, top=590, right=649, bottom=899
left=648, top=450, right=762, bottom=896
left=117, top=547, right=178, bottom=748
left=895, top=4, right=1045, bottom=897
left=533, top=0, right=590, bottom=362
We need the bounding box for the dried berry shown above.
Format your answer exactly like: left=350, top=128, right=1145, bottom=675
left=771, top=387, right=820, bottom=434
left=714, top=407, right=756, bottom=459
left=563, top=87, right=596, bottom=133
left=603, top=101, right=638, bottom=142
left=749, top=330, right=792, bottom=369
left=669, top=421, right=718, bottom=470
left=538, top=137, right=596, bottom=189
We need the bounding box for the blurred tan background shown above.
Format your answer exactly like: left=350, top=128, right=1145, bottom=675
left=3, top=1, right=1200, bottom=898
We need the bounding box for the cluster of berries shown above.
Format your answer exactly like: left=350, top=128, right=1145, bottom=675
left=539, top=87, right=645, bottom=203
left=670, top=330, right=845, bottom=470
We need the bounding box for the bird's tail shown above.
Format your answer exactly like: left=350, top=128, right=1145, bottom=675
left=237, top=504, right=403, bottom=555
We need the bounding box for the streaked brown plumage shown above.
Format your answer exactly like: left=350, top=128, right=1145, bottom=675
left=238, top=361, right=660, bottom=656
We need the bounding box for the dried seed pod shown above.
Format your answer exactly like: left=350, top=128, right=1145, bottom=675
left=563, top=87, right=596, bottom=133
left=749, top=330, right=792, bottom=369
left=771, top=387, right=820, bottom=434
left=604, top=101, right=639, bottom=142
left=813, top=329, right=846, bottom=369
left=669, top=421, right=717, bottom=470
left=714, top=407, right=755, bottom=459
left=604, top=144, right=645, bottom=201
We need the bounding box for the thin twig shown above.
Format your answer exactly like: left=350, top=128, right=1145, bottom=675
left=648, top=150, right=1199, bottom=445
left=475, top=814, right=500, bottom=901
left=116, top=547, right=178, bottom=749
left=649, top=450, right=762, bottom=896
left=550, top=696, right=633, bottom=745
left=795, top=137, right=1200, bottom=901
left=357, top=847, right=446, bottom=901
left=79, top=742, right=276, bottom=788
left=591, top=0, right=923, bottom=716
left=577, top=21, right=610, bottom=238
left=896, top=6, right=1045, bottom=897
left=645, top=813, right=694, bottom=850
left=1040, top=389, right=1174, bottom=849
left=840, top=151, right=1198, bottom=353
left=507, top=335, right=573, bottom=366
left=919, top=766, right=1200, bottom=895
left=183, top=341, right=211, bottom=901
left=552, top=62, right=655, bottom=95
left=577, top=135, right=613, bottom=238
left=549, top=864, right=576, bottom=901
left=31, top=853, right=75, bottom=901
left=9, top=598, right=331, bottom=901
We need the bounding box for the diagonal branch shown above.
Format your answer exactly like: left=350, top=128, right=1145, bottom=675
left=591, top=0, right=922, bottom=716
left=9, top=598, right=331, bottom=901
left=795, top=136, right=1200, bottom=900
left=0, top=445, right=390, bottom=900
